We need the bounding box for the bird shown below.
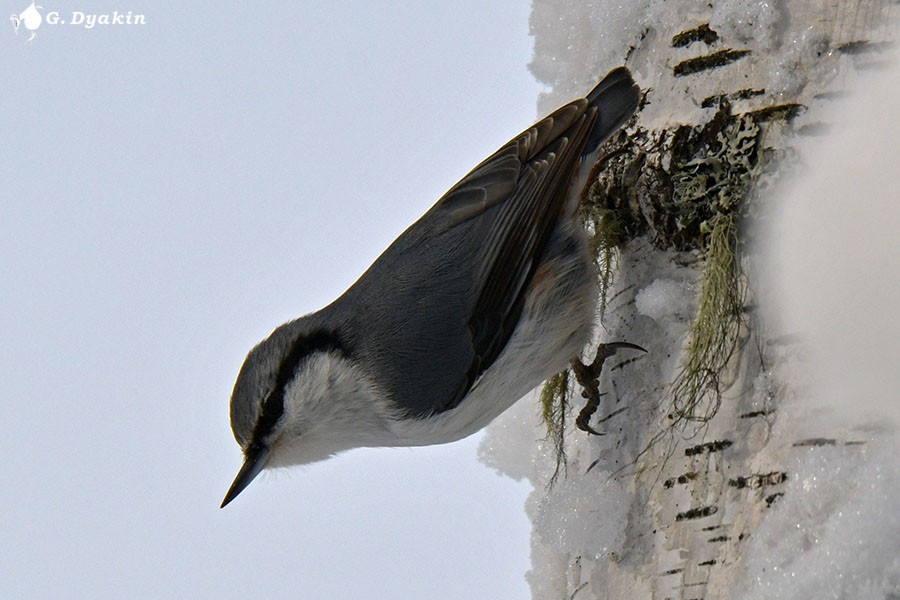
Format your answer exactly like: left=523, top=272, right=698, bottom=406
left=221, top=67, right=642, bottom=508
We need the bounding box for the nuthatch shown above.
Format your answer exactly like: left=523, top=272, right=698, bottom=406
left=222, top=67, right=642, bottom=507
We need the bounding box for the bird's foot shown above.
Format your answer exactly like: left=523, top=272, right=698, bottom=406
left=571, top=342, right=646, bottom=435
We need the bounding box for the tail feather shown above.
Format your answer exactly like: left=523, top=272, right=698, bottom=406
left=582, top=66, right=641, bottom=156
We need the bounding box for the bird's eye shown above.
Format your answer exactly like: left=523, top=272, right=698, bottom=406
left=251, top=388, right=285, bottom=445
left=245, top=329, right=348, bottom=447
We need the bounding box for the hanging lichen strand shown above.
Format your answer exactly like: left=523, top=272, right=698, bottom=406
left=670, top=211, right=745, bottom=425
left=667, top=112, right=759, bottom=426
left=539, top=369, right=570, bottom=484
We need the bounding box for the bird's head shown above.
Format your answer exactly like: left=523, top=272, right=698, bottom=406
left=220, top=319, right=394, bottom=507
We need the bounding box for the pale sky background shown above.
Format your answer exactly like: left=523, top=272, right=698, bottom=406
left=1, top=2, right=545, bottom=597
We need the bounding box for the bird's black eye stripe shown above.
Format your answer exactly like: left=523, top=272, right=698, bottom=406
left=249, top=330, right=349, bottom=446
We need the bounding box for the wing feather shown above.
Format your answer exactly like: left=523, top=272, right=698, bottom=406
left=428, top=102, right=597, bottom=408
left=340, top=68, right=639, bottom=417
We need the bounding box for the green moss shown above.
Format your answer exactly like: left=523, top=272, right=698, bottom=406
left=670, top=113, right=761, bottom=227
left=666, top=113, right=759, bottom=427
left=670, top=212, right=745, bottom=424
left=583, top=202, right=625, bottom=319
left=539, top=370, right=570, bottom=483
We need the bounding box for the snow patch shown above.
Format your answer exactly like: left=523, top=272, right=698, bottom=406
left=477, top=391, right=545, bottom=483
left=533, top=469, right=629, bottom=559
left=737, top=442, right=900, bottom=599
left=635, top=278, right=694, bottom=322
left=710, top=0, right=784, bottom=51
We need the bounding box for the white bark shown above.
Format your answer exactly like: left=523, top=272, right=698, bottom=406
left=480, top=2, right=900, bottom=598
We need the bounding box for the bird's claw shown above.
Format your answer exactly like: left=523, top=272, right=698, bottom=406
left=571, top=342, right=646, bottom=435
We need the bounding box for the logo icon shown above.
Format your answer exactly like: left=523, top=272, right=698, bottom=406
left=10, top=1, right=42, bottom=42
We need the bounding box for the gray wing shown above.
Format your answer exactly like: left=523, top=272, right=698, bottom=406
left=336, top=68, right=639, bottom=417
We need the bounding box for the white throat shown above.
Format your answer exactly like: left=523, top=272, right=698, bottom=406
left=266, top=351, right=400, bottom=468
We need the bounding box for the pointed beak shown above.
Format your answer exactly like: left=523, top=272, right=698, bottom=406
left=220, top=444, right=271, bottom=508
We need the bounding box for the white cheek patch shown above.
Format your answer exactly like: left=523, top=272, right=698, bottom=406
left=268, top=351, right=401, bottom=468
